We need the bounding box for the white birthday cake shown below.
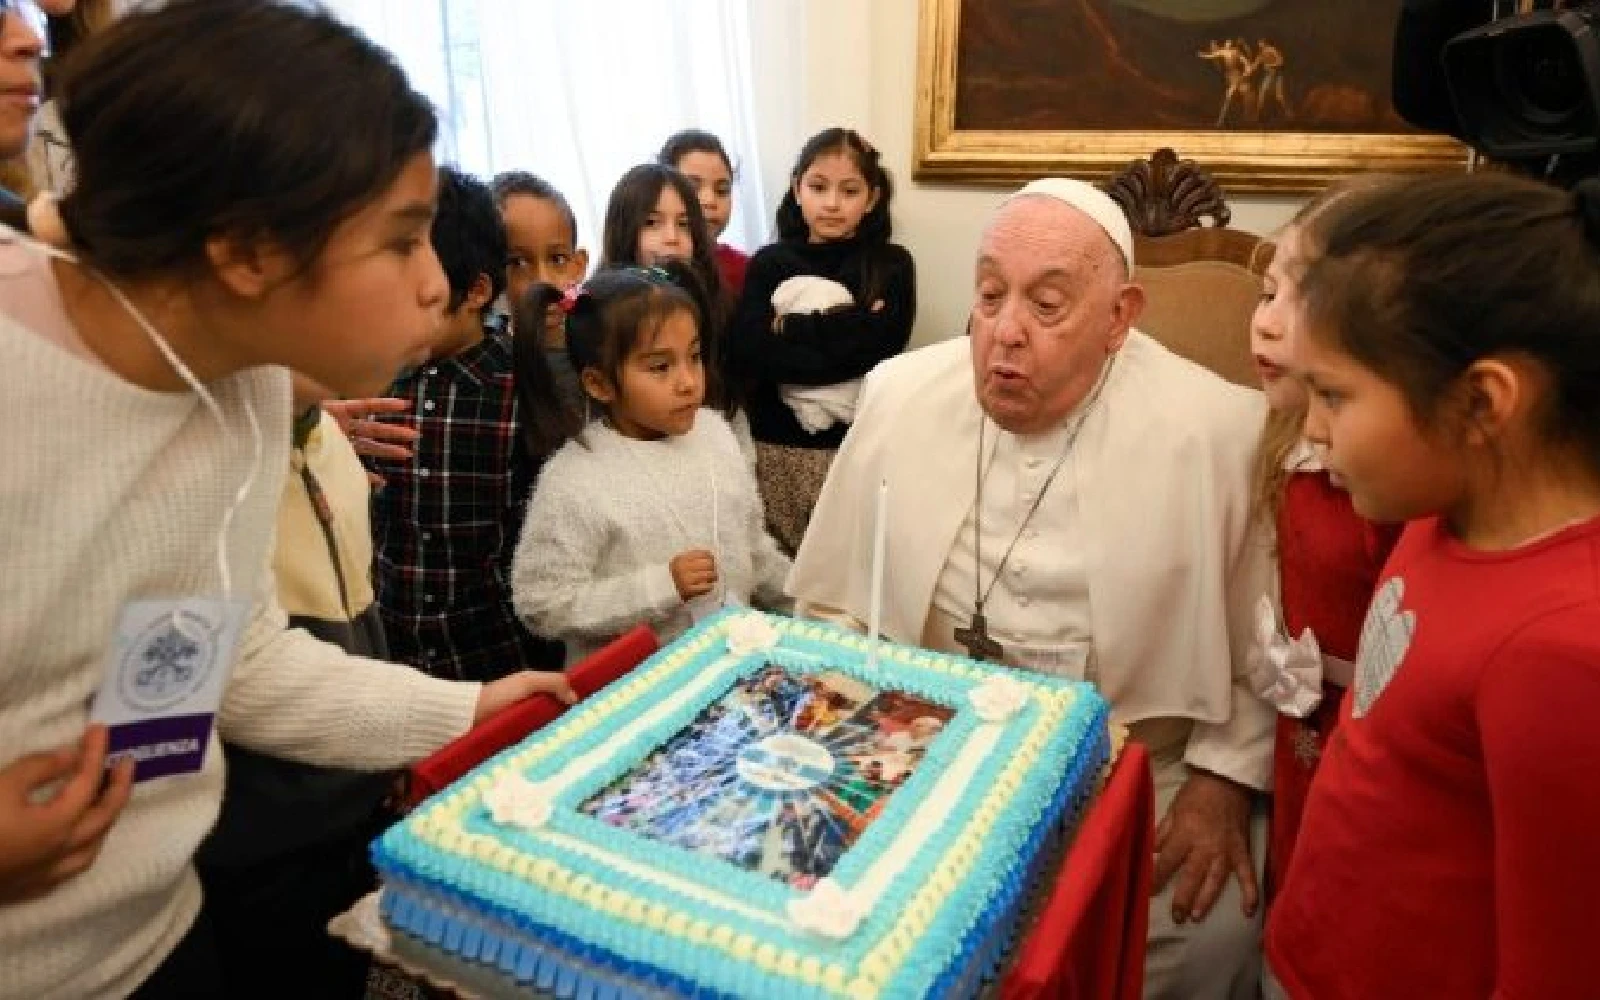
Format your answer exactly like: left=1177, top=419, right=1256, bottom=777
left=372, top=610, right=1112, bottom=999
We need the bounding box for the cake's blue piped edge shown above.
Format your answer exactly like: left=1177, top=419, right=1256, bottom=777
left=372, top=610, right=1113, bottom=999
left=927, top=714, right=1111, bottom=1000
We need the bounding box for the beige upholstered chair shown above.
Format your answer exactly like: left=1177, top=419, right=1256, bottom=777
left=1104, top=149, right=1267, bottom=390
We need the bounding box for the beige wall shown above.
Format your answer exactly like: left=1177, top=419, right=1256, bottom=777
left=753, top=0, right=1305, bottom=347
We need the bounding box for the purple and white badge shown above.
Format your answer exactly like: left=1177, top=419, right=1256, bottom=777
left=90, top=597, right=248, bottom=782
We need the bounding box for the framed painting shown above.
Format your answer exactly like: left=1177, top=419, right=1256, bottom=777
left=914, top=0, right=1468, bottom=193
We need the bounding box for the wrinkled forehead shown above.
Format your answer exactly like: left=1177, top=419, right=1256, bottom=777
left=977, top=197, right=1122, bottom=282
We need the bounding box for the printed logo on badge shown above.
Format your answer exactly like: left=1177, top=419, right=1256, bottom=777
left=92, top=597, right=248, bottom=783
left=119, top=612, right=215, bottom=713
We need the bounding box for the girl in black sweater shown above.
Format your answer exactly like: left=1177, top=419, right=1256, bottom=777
left=729, top=127, right=915, bottom=551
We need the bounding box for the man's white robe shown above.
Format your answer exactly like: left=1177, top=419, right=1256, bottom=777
left=788, top=332, right=1275, bottom=788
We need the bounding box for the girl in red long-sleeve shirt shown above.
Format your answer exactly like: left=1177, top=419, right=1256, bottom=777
left=1263, top=171, right=1600, bottom=1000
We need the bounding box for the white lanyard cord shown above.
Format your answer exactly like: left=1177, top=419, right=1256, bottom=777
left=94, top=265, right=262, bottom=601
left=11, top=224, right=262, bottom=601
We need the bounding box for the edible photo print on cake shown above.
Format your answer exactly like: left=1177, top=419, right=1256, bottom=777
left=579, top=665, right=954, bottom=889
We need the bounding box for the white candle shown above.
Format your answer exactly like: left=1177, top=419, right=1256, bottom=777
left=866, top=477, right=888, bottom=668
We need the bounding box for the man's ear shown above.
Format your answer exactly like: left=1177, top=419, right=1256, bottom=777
left=204, top=232, right=292, bottom=299
left=1107, top=281, right=1146, bottom=354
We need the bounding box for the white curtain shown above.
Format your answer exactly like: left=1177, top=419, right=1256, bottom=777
left=324, top=0, right=772, bottom=256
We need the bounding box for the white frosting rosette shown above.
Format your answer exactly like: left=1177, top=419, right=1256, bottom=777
left=482, top=774, right=556, bottom=831
left=786, top=877, right=866, bottom=939
left=725, top=613, right=781, bottom=656
left=968, top=673, right=1031, bottom=722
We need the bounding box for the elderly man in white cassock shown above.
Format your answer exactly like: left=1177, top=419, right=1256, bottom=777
left=789, top=178, right=1273, bottom=1000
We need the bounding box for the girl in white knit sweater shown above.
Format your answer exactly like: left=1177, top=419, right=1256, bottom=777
left=0, top=4, right=567, bottom=997
left=511, top=263, right=791, bottom=662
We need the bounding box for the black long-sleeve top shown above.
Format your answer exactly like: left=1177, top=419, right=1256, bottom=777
left=728, top=236, right=916, bottom=449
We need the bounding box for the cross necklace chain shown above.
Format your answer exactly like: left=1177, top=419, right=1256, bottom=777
left=955, top=359, right=1115, bottom=662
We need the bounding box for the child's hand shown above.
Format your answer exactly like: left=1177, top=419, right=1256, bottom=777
left=671, top=549, right=719, bottom=601
left=322, top=397, right=421, bottom=487
left=0, top=725, right=134, bottom=905
left=474, top=671, right=579, bottom=724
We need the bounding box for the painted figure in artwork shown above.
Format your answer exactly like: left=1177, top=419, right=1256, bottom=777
left=1250, top=40, right=1293, bottom=121
left=1199, top=38, right=1258, bottom=126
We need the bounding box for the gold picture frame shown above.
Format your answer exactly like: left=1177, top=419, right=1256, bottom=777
left=914, top=0, right=1469, bottom=194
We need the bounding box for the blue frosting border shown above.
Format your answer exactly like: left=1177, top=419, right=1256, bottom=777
left=377, top=718, right=1107, bottom=1000
left=375, top=610, right=1110, bottom=999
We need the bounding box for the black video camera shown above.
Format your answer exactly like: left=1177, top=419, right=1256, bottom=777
left=1395, top=0, right=1600, bottom=183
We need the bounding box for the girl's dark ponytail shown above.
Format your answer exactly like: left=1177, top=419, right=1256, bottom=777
left=511, top=284, right=582, bottom=458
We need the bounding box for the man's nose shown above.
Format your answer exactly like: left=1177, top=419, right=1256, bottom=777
left=992, top=299, right=1027, bottom=346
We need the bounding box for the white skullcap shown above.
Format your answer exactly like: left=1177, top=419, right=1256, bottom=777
left=1004, top=177, right=1135, bottom=272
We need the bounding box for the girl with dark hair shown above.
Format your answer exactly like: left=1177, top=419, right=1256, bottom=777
left=600, top=162, right=732, bottom=414
left=658, top=128, right=749, bottom=298
left=1264, top=171, right=1600, bottom=1000
left=510, top=263, right=789, bottom=663
left=728, top=126, right=916, bottom=552
left=0, top=3, right=563, bottom=995
left=601, top=163, right=724, bottom=308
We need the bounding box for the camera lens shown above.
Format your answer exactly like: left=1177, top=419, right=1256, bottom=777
left=1496, top=27, right=1586, bottom=128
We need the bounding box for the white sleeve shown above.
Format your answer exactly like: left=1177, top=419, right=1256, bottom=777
left=220, top=561, right=479, bottom=770
left=1184, top=398, right=1279, bottom=792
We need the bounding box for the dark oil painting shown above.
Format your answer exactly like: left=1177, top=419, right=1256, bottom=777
left=955, top=0, right=1417, bottom=134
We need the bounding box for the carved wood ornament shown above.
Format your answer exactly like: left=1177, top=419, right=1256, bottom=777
left=1104, top=148, right=1232, bottom=238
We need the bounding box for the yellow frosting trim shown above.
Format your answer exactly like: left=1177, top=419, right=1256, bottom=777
left=537, top=831, right=788, bottom=928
